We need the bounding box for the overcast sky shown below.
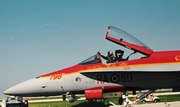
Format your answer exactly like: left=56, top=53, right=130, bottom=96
left=1, top=0, right=180, bottom=98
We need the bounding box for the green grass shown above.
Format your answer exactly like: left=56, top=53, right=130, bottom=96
left=29, top=100, right=86, bottom=107
left=29, top=98, right=124, bottom=107
left=159, top=95, right=180, bottom=102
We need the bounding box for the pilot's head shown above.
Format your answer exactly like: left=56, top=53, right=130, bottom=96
left=115, top=49, right=124, bottom=58
left=117, top=53, right=122, bottom=57
left=108, top=50, right=113, bottom=57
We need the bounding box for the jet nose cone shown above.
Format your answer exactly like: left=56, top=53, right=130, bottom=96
left=3, top=88, right=11, bottom=95
left=3, top=78, right=40, bottom=96
left=3, top=84, right=25, bottom=96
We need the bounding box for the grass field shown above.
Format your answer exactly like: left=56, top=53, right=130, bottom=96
left=28, top=95, right=180, bottom=107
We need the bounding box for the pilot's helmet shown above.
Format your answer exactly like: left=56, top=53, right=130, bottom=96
left=108, top=50, right=113, bottom=57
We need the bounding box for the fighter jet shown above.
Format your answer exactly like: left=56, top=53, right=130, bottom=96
left=4, top=26, right=180, bottom=104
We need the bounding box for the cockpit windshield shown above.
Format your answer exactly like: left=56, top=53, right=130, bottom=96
left=79, top=52, right=102, bottom=65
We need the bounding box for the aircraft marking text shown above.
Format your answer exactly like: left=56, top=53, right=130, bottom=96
left=97, top=73, right=132, bottom=84
left=50, top=74, right=62, bottom=80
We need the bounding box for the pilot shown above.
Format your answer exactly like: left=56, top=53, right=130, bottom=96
left=101, top=50, right=116, bottom=63
left=115, top=50, right=126, bottom=62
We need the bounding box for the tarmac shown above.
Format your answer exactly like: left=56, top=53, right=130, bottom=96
left=118, top=101, right=180, bottom=107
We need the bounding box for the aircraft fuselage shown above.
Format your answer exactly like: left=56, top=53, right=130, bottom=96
left=4, top=50, right=180, bottom=97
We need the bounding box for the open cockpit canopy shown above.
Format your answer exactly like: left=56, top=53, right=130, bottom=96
left=105, top=26, right=153, bottom=55
left=79, top=26, right=154, bottom=65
